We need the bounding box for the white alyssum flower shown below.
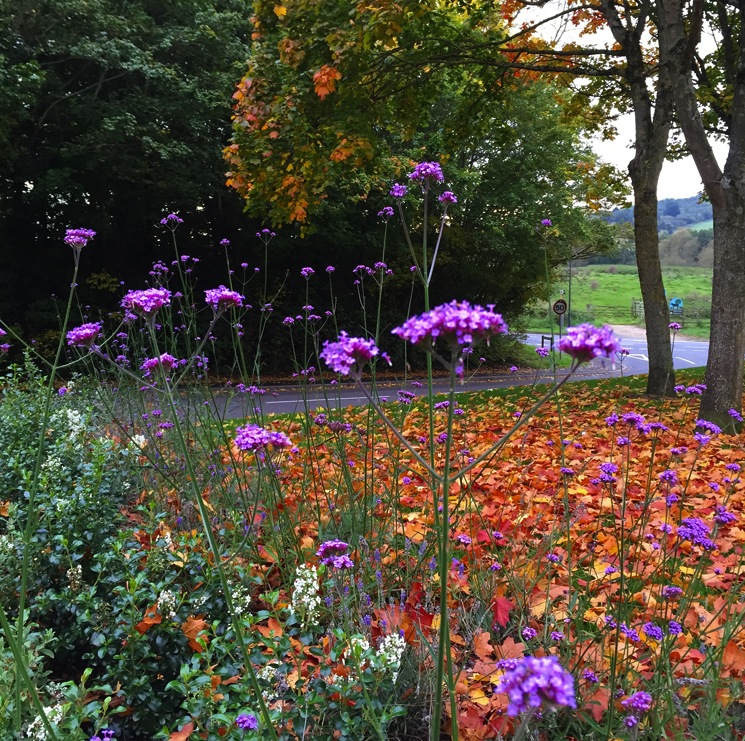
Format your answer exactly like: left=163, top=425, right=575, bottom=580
left=67, top=564, right=83, bottom=592
left=25, top=704, right=63, bottom=739
left=0, top=534, right=14, bottom=556
left=156, top=589, right=178, bottom=619
left=130, top=434, right=148, bottom=450
left=289, top=564, right=320, bottom=628
left=65, top=408, right=86, bottom=437
left=375, top=632, right=406, bottom=681
left=231, top=583, right=252, bottom=616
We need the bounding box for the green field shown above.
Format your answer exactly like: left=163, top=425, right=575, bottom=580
left=688, top=219, right=714, bottom=231
left=522, top=264, right=713, bottom=337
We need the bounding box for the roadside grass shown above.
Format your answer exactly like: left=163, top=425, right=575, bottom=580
left=522, top=264, right=713, bottom=338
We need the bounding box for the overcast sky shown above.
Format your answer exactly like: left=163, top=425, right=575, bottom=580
left=591, top=114, right=729, bottom=201
left=518, top=4, right=727, bottom=202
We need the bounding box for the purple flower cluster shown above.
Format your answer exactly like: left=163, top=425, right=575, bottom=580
left=66, top=322, right=102, bottom=348
left=662, top=585, right=683, bottom=599
left=300, top=266, right=315, bottom=278
left=389, top=183, right=407, bottom=198
left=378, top=206, right=394, bottom=219
left=669, top=322, right=682, bottom=331
left=319, top=331, right=379, bottom=377
left=234, top=423, right=292, bottom=452
left=621, top=691, right=653, bottom=713
left=235, top=713, right=259, bottom=730
left=714, top=505, right=737, bottom=525
left=205, top=286, right=244, bottom=312
left=160, top=213, right=183, bottom=227
left=408, top=161, right=444, bottom=184
left=64, top=228, right=96, bottom=250
left=141, top=353, right=178, bottom=377
left=678, top=517, right=716, bottom=550
left=495, top=655, right=576, bottom=716
left=316, top=539, right=354, bottom=569
left=392, top=300, right=507, bottom=350
left=557, top=324, right=622, bottom=363
left=122, top=288, right=171, bottom=317
left=643, top=622, right=664, bottom=641
left=438, top=191, right=457, bottom=205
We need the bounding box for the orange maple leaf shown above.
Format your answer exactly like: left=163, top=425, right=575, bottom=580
left=181, top=616, right=209, bottom=653
left=313, top=65, right=341, bottom=100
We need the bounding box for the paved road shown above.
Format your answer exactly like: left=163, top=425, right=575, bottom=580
left=524, top=332, right=709, bottom=377
left=211, top=330, right=709, bottom=418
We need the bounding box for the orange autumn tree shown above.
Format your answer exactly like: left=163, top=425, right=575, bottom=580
left=224, top=0, right=624, bottom=228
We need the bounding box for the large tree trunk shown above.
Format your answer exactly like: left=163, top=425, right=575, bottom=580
left=659, top=0, right=745, bottom=431
left=700, top=201, right=745, bottom=426
left=598, top=0, right=676, bottom=395
left=630, top=179, right=675, bottom=395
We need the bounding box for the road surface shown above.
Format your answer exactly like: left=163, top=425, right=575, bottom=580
left=210, top=327, right=708, bottom=418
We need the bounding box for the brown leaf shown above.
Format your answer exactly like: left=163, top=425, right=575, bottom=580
left=169, top=721, right=194, bottom=740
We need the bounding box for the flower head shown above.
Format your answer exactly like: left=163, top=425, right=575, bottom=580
left=392, top=300, right=507, bottom=350
left=122, top=288, right=171, bottom=317
left=621, top=691, right=653, bottom=713
left=236, top=713, right=259, bottom=730
left=438, top=191, right=457, bottom=205
left=378, top=206, right=395, bottom=219
left=495, top=655, right=576, bottom=716
left=408, top=161, right=444, bottom=185
left=160, top=213, right=183, bottom=227
left=64, top=228, right=96, bottom=251
left=141, top=353, right=178, bottom=377
left=234, top=424, right=292, bottom=452
left=205, top=286, right=244, bottom=312
left=558, top=324, right=621, bottom=363
left=669, top=322, right=682, bottom=331
left=320, top=331, right=379, bottom=377
left=389, top=183, right=407, bottom=198
left=67, top=322, right=102, bottom=348
left=541, top=219, right=553, bottom=227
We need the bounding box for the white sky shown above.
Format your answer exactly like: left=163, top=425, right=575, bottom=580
left=591, top=114, right=729, bottom=201
left=517, top=4, right=728, bottom=201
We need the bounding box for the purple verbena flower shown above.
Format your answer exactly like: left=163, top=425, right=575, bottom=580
left=669, top=322, right=681, bottom=331
left=64, top=227, right=96, bottom=250
left=728, top=409, right=743, bottom=422
left=66, top=322, right=102, bottom=348
left=495, top=655, right=576, bottom=716
left=408, top=161, right=444, bottom=185
left=121, top=288, right=171, bottom=317
left=160, top=213, right=183, bottom=227
left=541, top=219, right=553, bottom=227
left=438, top=191, right=457, bottom=205
left=141, top=353, right=178, bottom=377
left=205, top=286, right=244, bottom=312
left=236, top=713, right=259, bottom=730
left=234, top=424, right=292, bottom=452
left=300, top=266, right=315, bottom=278
left=390, top=183, right=407, bottom=198
left=378, top=206, right=394, bottom=219
left=392, top=300, right=507, bottom=350
left=319, top=331, right=379, bottom=377
left=678, top=518, right=716, bottom=550
left=621, top=691, right=653, bottom=713
left=558, top=324, right=622, bottom=363
left=643, top=623, right=664, bottom=641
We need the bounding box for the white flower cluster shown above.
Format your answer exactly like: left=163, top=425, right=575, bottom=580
left=25, top=704, right=63, bottom=740
left=231, top=583, right=252, bottom=616
left=376, top=633, right=406, bottom=681
left=0, top=534, right=14, bottom=556
left=156, top=589, right=178, bottom=619
left=289, top=564, right=320, bottom=628
left=346, top=635, right=371, bottom=662
left=258, top=662, right=279, bottom=700
left=41, top=455, right=65, bottom=481
left=130, top=434, right=148, bottom=450
left=66, top=564, right=83, bottom=592
left=64, top=408, right=86, bottom=438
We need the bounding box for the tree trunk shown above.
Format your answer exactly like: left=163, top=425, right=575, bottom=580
left=699, top=201, right=745, bottom=427
left=597, top=0, right=676, bottom=395
left=658, top=0, right=745, bottom=430
left=630, top=180, right=675, bottom=395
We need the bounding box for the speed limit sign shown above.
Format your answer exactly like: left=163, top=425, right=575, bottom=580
left=553, top=299, right=567, bottom=315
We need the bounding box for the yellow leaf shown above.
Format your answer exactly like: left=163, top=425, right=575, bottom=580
left=468, top=687, right=490, bottom=706
left=274, top=4, right=287, bottom=17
